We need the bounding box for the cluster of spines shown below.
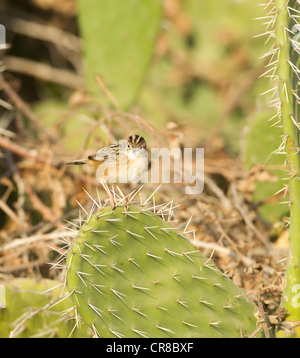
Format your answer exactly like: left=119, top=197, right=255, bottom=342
left=1, top=278, right=88, bottom=338
left=256, top=1, right=300, bottom=151
left=63, top=189, right=262, bottom=336
left=256, top=2, right=300, bottom=163
left=47, top=187, right=187, bottom=336
left=49, top=186, right=261, bottom=337
left=65, top=259, right=244, bottom=338
left=256, top=0, right=300, bottom=322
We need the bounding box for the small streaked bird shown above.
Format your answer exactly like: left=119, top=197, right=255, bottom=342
left=66, top=135, right=148, bottom=205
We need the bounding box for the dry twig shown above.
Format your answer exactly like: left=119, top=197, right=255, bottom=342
left=0, top=74, right=57, bottom=142
left=231, top=183, right=269, bottom=247
left=3, top=56, right=84, bottom=89
left=0, top=230, right=75, bottom=253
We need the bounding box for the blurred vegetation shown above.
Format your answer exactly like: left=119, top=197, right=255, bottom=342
left=0, top=0, right=289, bottom=245
left=77, top=0, right=162, bottom=110
left=17, top=0, right=287, bottom=220
left=0, top=0, right=291, bottom=336
left=0, top=278, right=90, bottom=337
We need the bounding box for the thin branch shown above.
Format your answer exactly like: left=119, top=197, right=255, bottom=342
left=0, top=199, right=20, bottom=226
left=231, top=183, right=269, bottom=247
left=0, top=230, right=75, bottom=253
left=0, top=137, right=99, bottom=186
left=3, top=56, right=84, bottom=89
left=2, top=15, right=81, bottom=53
left=0, top=74, right=57, bottom=142
left=204, top=174, right=232, bottom=211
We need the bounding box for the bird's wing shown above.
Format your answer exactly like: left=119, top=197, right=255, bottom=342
left=88, top=144, right=119, bottom=165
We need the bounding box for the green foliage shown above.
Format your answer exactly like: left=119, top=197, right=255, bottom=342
left=138, top=0, right=266, bottom=153
left=66, top=205, right=262, bottom=338
left=273, top=0, right=300, bottom=321
left=243, top=108, right=288, bottom=222
left=77, top=0, right=162, bottom=110
left=74, top=0, right=266, bottom=154
left=33, top=99, right=104, bottom=152
left=0, top=278, right=90, bottom=338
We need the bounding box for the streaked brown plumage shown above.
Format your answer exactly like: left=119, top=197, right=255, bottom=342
left=65, top=134, right=148, bottom=182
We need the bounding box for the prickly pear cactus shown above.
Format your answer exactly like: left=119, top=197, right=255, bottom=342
left=0, top=278, right=90, bottom=338
left=258, top=0, right=300, bottom=325
left=274, top=0, right=300, bottom=323
left=66, top=204, right=263, bottom=338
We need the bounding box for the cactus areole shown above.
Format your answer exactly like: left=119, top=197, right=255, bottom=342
left=66, top=204, right=262, bottom=338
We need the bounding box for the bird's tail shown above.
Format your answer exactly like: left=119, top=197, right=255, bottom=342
left=65, top=159, right=89, bottom=166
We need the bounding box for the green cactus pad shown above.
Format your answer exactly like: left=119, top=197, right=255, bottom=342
left=66, top=205, right=263, bottom=338
left=0, top=278, right=90, bottom=338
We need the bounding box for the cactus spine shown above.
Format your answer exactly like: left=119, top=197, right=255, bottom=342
left=270, top=0, right=300, bottom=321
left=0, top=278, right=90, bottom=338
left=65, top=197, right=263, bottom=338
